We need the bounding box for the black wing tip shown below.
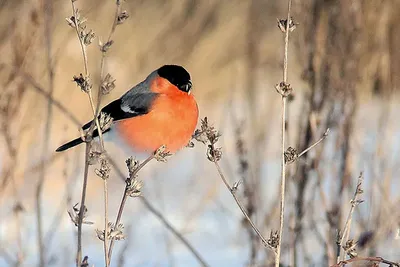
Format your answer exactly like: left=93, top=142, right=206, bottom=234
left=55, top=137, right=84, bottom=152
left=55, top=144, right=69, bottom=152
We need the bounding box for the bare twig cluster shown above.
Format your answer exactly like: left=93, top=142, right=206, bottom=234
left=194, top=118, right=276, bottom=254
left=67, top=0, right=128, bottom=266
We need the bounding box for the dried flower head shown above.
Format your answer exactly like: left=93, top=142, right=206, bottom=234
left=206, top=145, right=222, bottom=162
left=96, top=222, right=124, bottom=241
left=117, top=11, right=129, bottom=25
left=275, top=81, right=292, bottom=97
left=101, top=73, right=116, bottom=95
left=277, top=17, right=298, bottom=33
left=126, top=178, right=143, bottom=197
left=82, top=29, right=95, bottom=46
left=88, top=150, right=102, bottom=165
left=343, top=239, right=358, bottom=258
left=73, top=73, right=92, bottom=93
left=99, top=112, right=114, bottom=132
left=126, top=156, right=140, bottom=178
left=67, top=203, right=94, bottom=226
left=194, top=117, right=223, bottom=162
left=154, top=145, right=172, bottom=162
left=267, top=230, right=279, bottom=249
left=95, top=158, right=111, bottom=180
left=284, top=146, right=298, bottom=164
left=100, top=40, right=114, bottom=53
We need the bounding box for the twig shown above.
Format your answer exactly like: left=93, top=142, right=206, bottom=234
left=337, top=173, right=364, bottom=262
left=69, top=1, right=108, bottom=266
left=107, top=154, right=154, bottom=266
left=36, top=0, right=55, bottom=265
left=213, top=159, right=276, bottom=253
left=141, top=197, right=210, bottom=267
left=275, top=0, right=293, bottom=266
left=107, top=156, right=209, bottom=267
left=297, top=128, right=329, bottom=158
left=76, top=143, right=91, bottom=266
left=331, top=256, right=400, bottom=267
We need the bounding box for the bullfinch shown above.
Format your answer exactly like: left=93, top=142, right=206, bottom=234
left=56, top=65, right=198, bottom=153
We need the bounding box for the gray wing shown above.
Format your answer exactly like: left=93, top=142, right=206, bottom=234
left=82, top=77, right=158, bottom=130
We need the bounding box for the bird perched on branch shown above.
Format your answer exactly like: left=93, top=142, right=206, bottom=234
left=56, top=65, right=198, bottom=153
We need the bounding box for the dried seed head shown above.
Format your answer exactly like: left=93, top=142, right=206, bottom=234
left=99, top=112, right=114, bottom=132
left=284, top=146, right=298, bottom=164
left=95, top=158, right=111, bottom=180
left=126, top=179, right=143, bottom=197
left=66, top=16, right=76, bottom=28
left=206, top=145, right=222, bottom=162
left=275, top=81, right=293, bottom=97
left=67, top=203, right=94, bottom=226
left=83, top=29, right=95, bottom=46
left=101, top=73, right=116, bottom=95
left=343, top=239, right=358, bottom=258
left=267, top=230, right=279, bottom=249
left=126, top=156, right=140, bottom=178
left=100, top=40, right=114, bottom=53
left=154, top=145, right=172, bottom=162
left=73, top=73, right=92, bottom=93
left=277, top=17, right=298, bottom=33
left=117, top=11, right=129, bottom=25
left=109, top=222, right=125, bottom=240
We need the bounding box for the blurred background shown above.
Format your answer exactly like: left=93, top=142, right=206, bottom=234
left=1, top=0, right=400, bottom=266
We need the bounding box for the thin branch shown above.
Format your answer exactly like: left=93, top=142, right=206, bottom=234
left=107, top=154, right=154, bottom=266
left=331, top=256, right=400, bottom=267
left=141, top=197, right=210, bottom=267
left=107, top=156, right=210, bottom=267
left=275, top=0, right=293, bottom=266
left=213, top=159, right=276, bottom=253
left=337, top=173, right=364, bottom=262
left=69, top=1, right=108, bottom=266
left=297, top=128, right=330, bottom=158
left=36, top=1, right=55, bottom=265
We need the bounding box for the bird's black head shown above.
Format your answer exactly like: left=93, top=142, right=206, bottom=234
left=157, top=65, right=192, bottom=93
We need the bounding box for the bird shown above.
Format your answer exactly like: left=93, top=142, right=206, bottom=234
left=56, top=65, right=199, bottom=154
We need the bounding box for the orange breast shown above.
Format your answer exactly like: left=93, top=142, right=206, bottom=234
left=115, top=86, right=198, bottom=153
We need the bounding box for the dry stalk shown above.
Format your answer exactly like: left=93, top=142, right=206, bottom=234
left=106, top=153, right=154, bottom=265
left=193, top=118, right=276, bottom=254
left=36, top=1, right=55, bottom=265
left=275, top=0, right=294, bottom=266
left=337, top=173, right=364, bottom=262
left=107, top=154, right=210, bottom=267
left=331, top=256, right=400, bottom=267
left=69, top=1, right=109, bottom=266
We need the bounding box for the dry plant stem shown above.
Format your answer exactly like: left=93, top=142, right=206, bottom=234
left=276, top=0, right=292, bottom=266
left=96, top=2, right=123, bottom=261
left=107, top=154, right=155, bottom=266
left=213, top=160, right=275, bottom=253
left=337, top=174, right=363, bottom=262
left=36, top=1, right=55, bottom=265
left=107, top=156, right=209, bottom=267
left=331, top=256, right=400, bottom=267
left=297, top=129, right=329, bottom=159
left=70, top=1, right=108, bottom=266
left=76, top=143, right=91, bottom=266
left=140, top=197, right=210, bottom=267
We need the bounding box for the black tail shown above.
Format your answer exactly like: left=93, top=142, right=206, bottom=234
left=56, top=127, right=111, bottom=152
left=56, top=137, right=84, bottom=152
